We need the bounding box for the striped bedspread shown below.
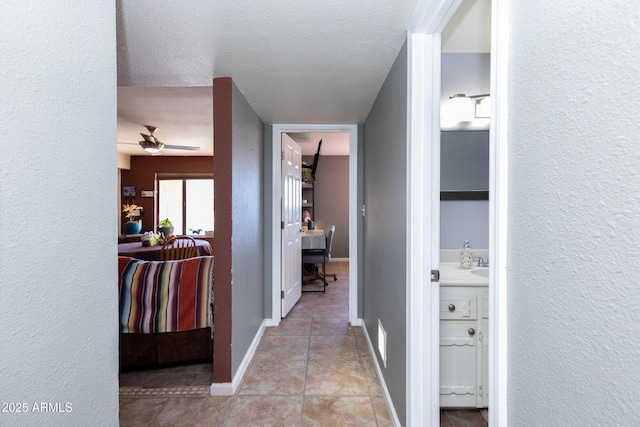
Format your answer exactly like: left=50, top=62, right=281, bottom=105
left=118, top=256, right=214, bottom=334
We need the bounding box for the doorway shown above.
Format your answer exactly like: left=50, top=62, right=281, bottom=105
left=439, top=4, right=491, bottom=420
left=407, top=0, right=508, bottom=425
left=269, top=124, right=360, bottom=326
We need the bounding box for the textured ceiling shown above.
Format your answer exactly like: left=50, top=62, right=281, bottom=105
left=116, top=0, right=490, bottom=157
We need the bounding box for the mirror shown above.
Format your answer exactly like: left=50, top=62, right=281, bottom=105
left=440, top=129, right=489, bottom=200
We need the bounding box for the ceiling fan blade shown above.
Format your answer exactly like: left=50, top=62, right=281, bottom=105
left=118, top=141, right=139, bottom=146
left=128, top=126, right=199, bottom=153
left=163, top=144, right=201, bottom=151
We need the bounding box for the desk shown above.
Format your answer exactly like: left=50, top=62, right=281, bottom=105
left=118, top=239, right=213, bottom=261
left=302, top=230, right=325, bottom=250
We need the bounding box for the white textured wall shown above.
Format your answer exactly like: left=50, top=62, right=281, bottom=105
left=508, top=1, right=640, bottom=425
left=0, top=2, right=118, bottom=426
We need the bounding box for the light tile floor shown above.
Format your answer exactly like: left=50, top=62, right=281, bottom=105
left=119, top=261, right=486, bottom=427
left=120, top=261, right=394, bottom=426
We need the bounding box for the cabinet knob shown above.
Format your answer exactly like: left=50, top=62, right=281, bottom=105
left=468, top=328, right=476, bottom=336
left=448, top=304, right=455, bottom=312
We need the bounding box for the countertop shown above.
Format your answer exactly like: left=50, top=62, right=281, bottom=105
left=439, top=262, right=489, bottom=286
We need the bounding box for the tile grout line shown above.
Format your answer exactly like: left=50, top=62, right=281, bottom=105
left=145, top=397, right=171, bottom=427
left=221, top=393, right=240, bottom=427
left=300, top=297, right=313, bottom=426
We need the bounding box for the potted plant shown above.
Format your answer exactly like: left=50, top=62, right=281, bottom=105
left=122, top=204, right=143, bottom=234
left=157, top=218, right=174, bottom=237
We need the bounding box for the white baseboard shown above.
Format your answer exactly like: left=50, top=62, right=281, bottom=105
left=331, top=257, right=350, bottom=262
left=209, top=382, right=235, bottom=396
left=264, top=318, right=280, bottom=327
left=210, top=319, right=266, bottom=396
left=362, top=323, right=402, bottom=427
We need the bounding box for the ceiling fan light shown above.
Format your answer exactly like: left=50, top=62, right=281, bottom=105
left=139, top=140, right=164, bottom=153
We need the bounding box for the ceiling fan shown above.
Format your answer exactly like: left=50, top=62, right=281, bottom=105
left=119, top=125, right=201, bottom=154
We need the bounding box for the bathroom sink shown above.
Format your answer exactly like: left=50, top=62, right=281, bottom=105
left=471, top=268, right=489, bottom=278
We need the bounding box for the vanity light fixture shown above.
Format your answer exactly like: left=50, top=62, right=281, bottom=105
left=447, top=93, right=491, bottom=121
left=470, top=94, right=491, bottom=118
left=447, top=94, right=474, bottom=122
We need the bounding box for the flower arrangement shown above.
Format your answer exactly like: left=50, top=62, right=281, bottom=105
left=141, top=231, right=164, bottom=247
left=122, top=204, right=141, bottom=223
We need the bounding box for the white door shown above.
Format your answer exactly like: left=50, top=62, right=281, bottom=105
left=281, top=134, right=302, bottom=317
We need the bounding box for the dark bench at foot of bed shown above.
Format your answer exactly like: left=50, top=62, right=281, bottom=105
left=118, top=256, right=214, bottom=370
left=119, top=327, right=212, bottom=370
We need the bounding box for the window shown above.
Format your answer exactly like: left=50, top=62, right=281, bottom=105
left=158, top=177, right=214, bottom=236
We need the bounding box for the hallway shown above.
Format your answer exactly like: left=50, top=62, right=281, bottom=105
left=119, top=261, right=394, bottom=426
left=119, top=260, right=487, bottom=426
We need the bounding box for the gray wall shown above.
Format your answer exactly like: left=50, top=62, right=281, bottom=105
left=0, top=2, right=119, bottom=426
left=440, top=201, right=489, bottom=250
left=231, top=82, right=265, bottom=376
left=302, top=155, right=349, bottom=258
left=508, top=2, right=640, bottom=425
left=440, top=54, right=491, bottom=250
left=363, top=41, right=408, bottom=426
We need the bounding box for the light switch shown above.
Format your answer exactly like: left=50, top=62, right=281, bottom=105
left=141, top=190, right=154, bottom=198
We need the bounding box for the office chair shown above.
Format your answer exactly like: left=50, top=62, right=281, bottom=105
left=302, top=225, right=337, bottom=293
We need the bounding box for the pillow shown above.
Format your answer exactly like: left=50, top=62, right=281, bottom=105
left=118, top=256, right=213, bottom=333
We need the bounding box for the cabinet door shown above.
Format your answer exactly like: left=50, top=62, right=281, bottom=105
left=479, top=290, right=489, bottom=407
left=440, top=321, right=477, bottom=407
left=479, top=318, right=489, bottom=407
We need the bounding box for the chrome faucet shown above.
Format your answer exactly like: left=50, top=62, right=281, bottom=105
left=475, top=257, right=489, bottom=267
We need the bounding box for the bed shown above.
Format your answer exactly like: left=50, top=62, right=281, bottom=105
left=118, top=255, right=214, bottom=370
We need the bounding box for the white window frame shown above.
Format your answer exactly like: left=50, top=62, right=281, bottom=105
left=156, top=175, right=214, bottom=236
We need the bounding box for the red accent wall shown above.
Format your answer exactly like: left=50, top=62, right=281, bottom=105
left=120, top=156, right=214, bottom=247
left=212, top=77, right=233, bottom=383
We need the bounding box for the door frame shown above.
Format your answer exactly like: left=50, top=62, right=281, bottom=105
left=407, top=0, right=509, bottom=425
left=269, top=124, right=359, bottom=326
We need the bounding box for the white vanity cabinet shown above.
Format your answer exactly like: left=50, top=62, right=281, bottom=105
left=439, top=264, right=489, bottom=408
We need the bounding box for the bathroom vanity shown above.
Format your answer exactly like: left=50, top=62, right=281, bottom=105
left=439, top=261, right=489, bottom=408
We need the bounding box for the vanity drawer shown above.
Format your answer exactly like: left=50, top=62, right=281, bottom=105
left=440, top=290, right=477, bottom=320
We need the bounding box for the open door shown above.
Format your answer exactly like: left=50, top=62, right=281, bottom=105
left=281, top=133, right=302, bottom=317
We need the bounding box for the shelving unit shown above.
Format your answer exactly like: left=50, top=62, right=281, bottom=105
left=302, top=181, right=314, bottom=219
